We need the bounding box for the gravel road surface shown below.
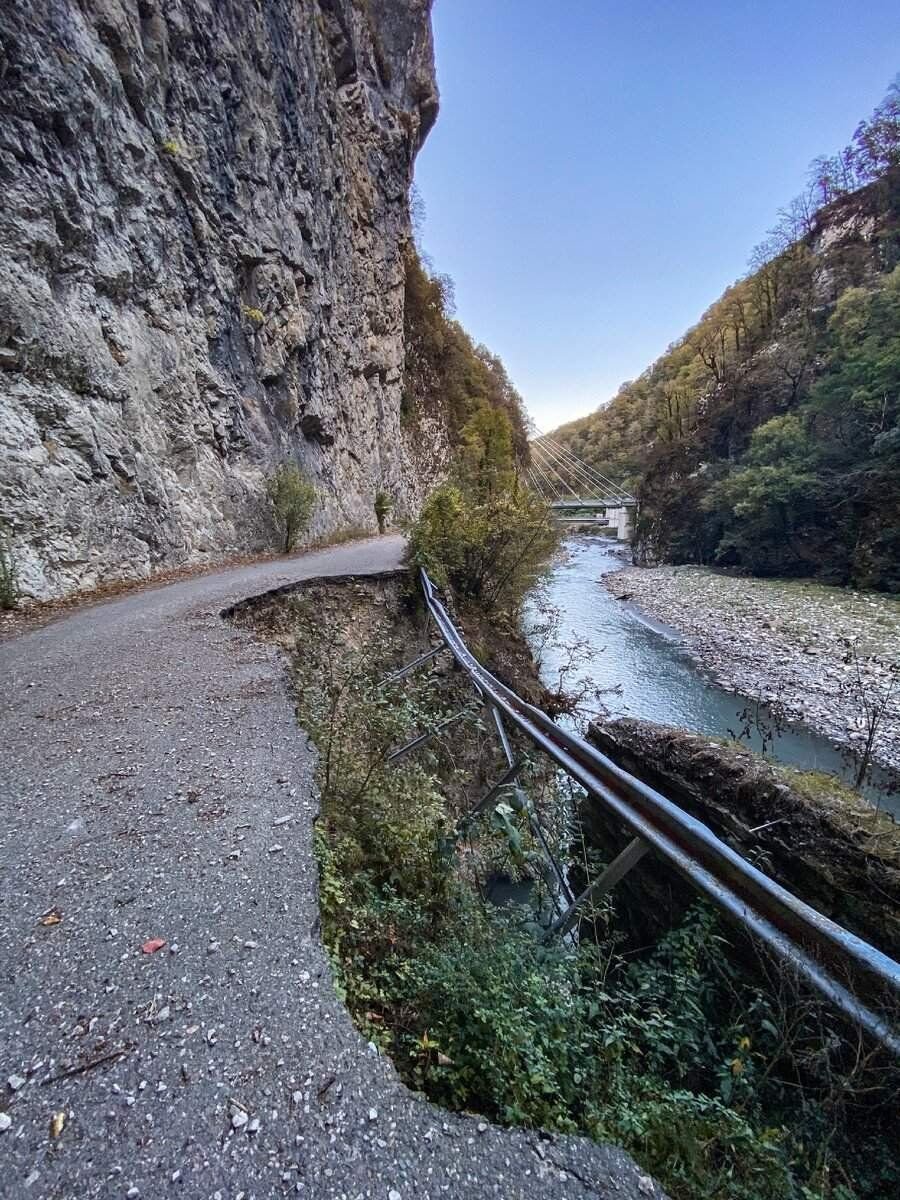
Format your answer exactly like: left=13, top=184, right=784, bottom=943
left=0, top=537, right=662, bottom=1200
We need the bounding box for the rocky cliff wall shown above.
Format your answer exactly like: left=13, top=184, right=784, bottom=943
left=0, top=0, right=444, bottom=600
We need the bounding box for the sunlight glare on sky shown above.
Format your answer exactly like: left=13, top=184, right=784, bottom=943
left=413, top=1, right=900, bottom=431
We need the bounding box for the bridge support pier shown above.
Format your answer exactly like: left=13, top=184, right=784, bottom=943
left=605, top=505, right=634, bottom=541
left=618, top=505, right=633, bottom=541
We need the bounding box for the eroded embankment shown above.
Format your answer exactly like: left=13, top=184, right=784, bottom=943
left=587, top=717, right=900, bottom=960
left=605, top=565, right=900, bottom=773
left=230, top=571, right=900, bottom=1200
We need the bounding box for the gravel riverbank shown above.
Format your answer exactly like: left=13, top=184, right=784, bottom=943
left=604, top=565, right=900, bottom=776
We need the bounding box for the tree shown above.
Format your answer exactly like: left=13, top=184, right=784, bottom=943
left=460, top=403, right=516, bottom=497
left=374, top=491, right=392, bottom=534
left=408, top=482, right=558, bottom=613
left=266, top=462, right=316, bottom=553
left=836, top=639, right=899, bottom=793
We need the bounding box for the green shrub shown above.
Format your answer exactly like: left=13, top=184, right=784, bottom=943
left=374, top=490, right=392, bottom=533
left=266, top=462, right=316, bottom=553
left=0, top=526, right=18, bottom=610
left=408, top=481, right=558, bottom=612
left=242, top=304, right=265, bottom=326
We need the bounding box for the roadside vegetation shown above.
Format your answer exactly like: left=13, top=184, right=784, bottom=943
left=552, top=84, right=900, bottom=591
left=374, top=490, right=393, bottom=533
left=0, top=525, right=18, bottom=610
left=266, top=388, right=900, bottom=1198
left=281, top=570, right=900, bottom=1200
left=266, top=461, right=316, bottom=553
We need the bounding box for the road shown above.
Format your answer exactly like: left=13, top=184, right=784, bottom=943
left=0, top=536, right=662, bottom=1199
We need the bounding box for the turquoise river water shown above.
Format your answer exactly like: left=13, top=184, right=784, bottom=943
left=523, top=536, right=899, bottom=818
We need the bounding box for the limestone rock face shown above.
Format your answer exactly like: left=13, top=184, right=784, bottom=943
left=0, top=0, right=443, bottom=598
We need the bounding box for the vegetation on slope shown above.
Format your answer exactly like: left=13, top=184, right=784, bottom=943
left=551, top=85, right=900, bottom=591
left=402, top=244, right=561, bottom=609
left=266, top=575, right=900, bottom=1200
left=403, top=246, right=531, bottom=462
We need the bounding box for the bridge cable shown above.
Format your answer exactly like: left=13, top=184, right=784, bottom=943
left=539, top=434, right=635, bottom=502
left=530, top=439, right=595, bottom=497
left=525, top=467, right=548, bottom=500
left=531, top=439, right=610, bottom=501
left=527, top=467, right=551, bottom=502
left=538, top=436, right=629, bottom=502
left=532, top=434, right=626, bottom=500
left=525, top=450, right=564, bottom=500
left=538, top=432, right=631, bottom=495
left=529, top=456, right=569, bottom=503
left=528, top=441, right=587, bottom=500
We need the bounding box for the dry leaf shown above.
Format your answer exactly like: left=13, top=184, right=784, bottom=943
left=49, top=1111, right=66, bottom=1138
left=141, top=938, right=166, bottom=954
left=40, top=908, right=63, bottom=927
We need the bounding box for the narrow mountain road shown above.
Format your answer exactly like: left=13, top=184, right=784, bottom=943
left=0, top=536, right=662, bottom=1200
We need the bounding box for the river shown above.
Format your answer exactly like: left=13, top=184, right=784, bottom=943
left=523, top=535, right=899, bottom=816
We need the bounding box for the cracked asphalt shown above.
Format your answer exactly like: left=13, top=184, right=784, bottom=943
left=0, top=536, right=665, bottom=1200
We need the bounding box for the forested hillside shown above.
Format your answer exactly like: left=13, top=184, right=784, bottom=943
left=403, top=247, right=530, bottom=473
left=552, top=87, right=900, bottom=591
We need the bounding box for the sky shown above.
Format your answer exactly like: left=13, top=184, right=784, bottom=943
left=413, top=1, right=900, bottom=432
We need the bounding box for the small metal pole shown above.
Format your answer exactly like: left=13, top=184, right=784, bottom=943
left=485, top=700, right=516, bottom=768
left=483, top=698, right=574, bottom=908
left=458, top=759, right=527, bottom=832
left=544, top=837, right=649, bottom=941
left=386, top=706, right=473, bottom=764
left=379, top=643, right=447, bottom=688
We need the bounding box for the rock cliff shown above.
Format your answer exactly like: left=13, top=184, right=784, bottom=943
left=0, top=0, right=443, bottom=599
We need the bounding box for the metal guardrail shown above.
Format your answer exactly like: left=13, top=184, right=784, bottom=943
left=417, top=568, right=900, bottom=1057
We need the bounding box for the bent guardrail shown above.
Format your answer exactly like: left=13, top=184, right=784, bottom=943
left=416, top=568, right=900, bottom=1057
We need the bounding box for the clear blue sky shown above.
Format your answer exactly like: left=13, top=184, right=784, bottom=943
left=413, top=1, right=900, bottom=431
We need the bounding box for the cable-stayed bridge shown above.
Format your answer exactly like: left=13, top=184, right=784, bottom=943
left=526, top=433, right=636, bottom=539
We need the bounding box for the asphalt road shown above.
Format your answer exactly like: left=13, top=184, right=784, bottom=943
left=0, top=536, right=663, bottom=1199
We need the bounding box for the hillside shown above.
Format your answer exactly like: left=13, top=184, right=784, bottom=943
left=551, top=88, right=900, bottom=591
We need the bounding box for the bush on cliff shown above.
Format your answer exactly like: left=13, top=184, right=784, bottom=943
left=266, top=461, right=316, bottom=553
left=374, top=490, right=392, bottom=533
left=0, top=526, right=18, bottom=610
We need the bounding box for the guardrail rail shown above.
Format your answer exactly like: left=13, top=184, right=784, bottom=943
left=385, top=569, right=900, bottom=1058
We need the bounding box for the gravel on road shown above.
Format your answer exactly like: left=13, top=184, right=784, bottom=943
left=0, top=536, right=663, bottom=1200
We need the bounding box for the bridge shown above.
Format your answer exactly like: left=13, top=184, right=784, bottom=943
left=525, top=433, right=636, bottom=539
